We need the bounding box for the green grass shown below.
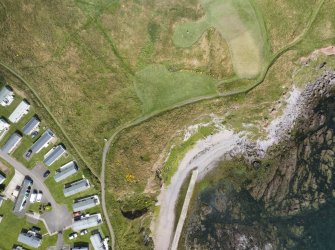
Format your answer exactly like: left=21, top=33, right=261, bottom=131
left=293, top=55, right=335, bottom=87
left=173, top=0, right=271, bottom=78
left=0, top=200, right=57, bottom=249
left=0, top=158, right=15, bottom=188
left=134, top=64, right=217, bottom=114
left=254, top=0, right=319, bottom=53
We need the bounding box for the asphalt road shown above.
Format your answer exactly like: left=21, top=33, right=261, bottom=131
left=0, top=151, right=72, bottom=235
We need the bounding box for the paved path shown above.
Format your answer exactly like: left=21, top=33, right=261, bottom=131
left=101, top=139, right=117, bottom=250
left=56, top=232, right=64, bottom=250
left=0, top=151, right=73, bottom=234
left=154, top=130, right=241, bottom=249
left=171, top=168, right=198, bottom=250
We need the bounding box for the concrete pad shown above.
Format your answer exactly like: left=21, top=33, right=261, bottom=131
left=0, top=160, right=9, bottom=175
left=4, top=169, right=24, bottom=201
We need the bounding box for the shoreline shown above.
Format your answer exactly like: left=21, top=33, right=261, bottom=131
left=153, top=71, right=335, bottom=250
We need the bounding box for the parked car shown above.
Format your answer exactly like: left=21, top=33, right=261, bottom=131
left=43, top=170, right=50, bottom=178
left=29, top=190, right=37, bottom=203
left=31, top=131, right=39, bottom=139
left=36, top=191, right=43, bottom=202
left=80, top=229, right=88, bottom=236
left=25, top=149, right=32, bottom=158
left=69, top=232, right=78, bottom=240
left=73, top=211, right=81, bottom=218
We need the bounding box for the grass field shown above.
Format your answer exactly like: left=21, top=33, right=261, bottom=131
left=254, top=0, right=319, bottom=53
left=0, top=0, right=333, bottom=249
left=173, top=0, right=270, bottom=78
left=0, top=200, right=58, bottom=249
left=134, top=64, right=217, bottom=113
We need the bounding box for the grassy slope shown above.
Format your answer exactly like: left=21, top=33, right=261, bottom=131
left=173, top=0, right=271, bottom=78
left=0, top=0, right=332, bottom=249
left=0, top=0, right=236, bottom=176
left=254, top=0, right=319, bottom=53
left=106, top=0, right=334, bottom=245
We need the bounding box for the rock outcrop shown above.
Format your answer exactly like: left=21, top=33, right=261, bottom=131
left=184, top=71, right=335, bottom=249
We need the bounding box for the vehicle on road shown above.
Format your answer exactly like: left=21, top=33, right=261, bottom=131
left=69, top=232, right=78, bottom=240
left=43, top=170, right=50, bottom=178
left=36, top=191, right=43, bottom=202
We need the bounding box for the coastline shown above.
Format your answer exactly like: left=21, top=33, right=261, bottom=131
left=153, top=71, right=335, bottom=250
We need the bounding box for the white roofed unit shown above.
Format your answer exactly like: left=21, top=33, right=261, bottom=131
left=0, top=118, right=10, bottom=139
left=29, top=129, right=54, bottom=154
left=22, top=116, right=40, bottom=135
left=8, top=100, right=30, bottom=123
left=72, top=213, right=103, bottom=231
left=17, top=231, right=42, bottom=248
left=73, top=195, right=100, bottom=212
left=2, top=132, right=22, bottom=154
left=0, top=85, right=14, bottom=106
left=0, top=173, right=5, bottom=185
left=64, top=179, right=90, bottom=197
left=43, top=145, right=66, bottom=166
left=54, top=161, right=79, bottom=182
left=90, top=231, right=108, bottom=250
left=72, top=246, right=89, bottom=250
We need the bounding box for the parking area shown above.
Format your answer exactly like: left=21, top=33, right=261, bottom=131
left=4, top=169, right=24, bottom=201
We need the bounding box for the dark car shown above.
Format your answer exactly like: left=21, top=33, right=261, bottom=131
left=25, top=149, right=32, bottom=158
left=31, top=131, right=39, bottom=139
left=43, top=170, right=50, bottom=178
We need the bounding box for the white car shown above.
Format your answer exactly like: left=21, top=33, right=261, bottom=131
left=29, top=191, right=37, bottom=203
left=69, top=232, right=78, bottom=240
left=80, top=229, right=88, bottom=236
left=36, top=191, right=43, bottom=202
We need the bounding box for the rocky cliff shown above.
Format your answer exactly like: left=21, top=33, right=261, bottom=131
left=184, top=71, right=335, bottom=249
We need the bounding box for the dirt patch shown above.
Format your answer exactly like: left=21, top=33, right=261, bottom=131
left=300, top=45, right=335, bottom=65
left=0, top=161, right=9, bottom=175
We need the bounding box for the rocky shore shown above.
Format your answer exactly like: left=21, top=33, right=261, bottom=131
left=184, top=71, right=335, bottom=249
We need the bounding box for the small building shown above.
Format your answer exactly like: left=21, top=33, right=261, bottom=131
left=43, top=145, right=66, bottom=166
left=0, top=85, right=14, bottom=106
left=17, top=231, right=42, bottom=248
left=0, top=118, right=10, bottom=139
left=54, top=161, right=79, bottom=182
left=90, top=231, right=108, bottom=250
left=72, top=213, right=103, bottom=231
left=2, top=132, right=22, bottom=154
left=13, top=177, right=33, bottom=214
left=73, top=195, right=100, bottom=212
left=63, top=179, right=90, bottom=197
left=8, top=100, right=30, bottom=123
left=29, top=129, right=54, bottom=155
left=22, top=116, right=40, bottom=135
left=0, top=173, right=5, bottom=184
